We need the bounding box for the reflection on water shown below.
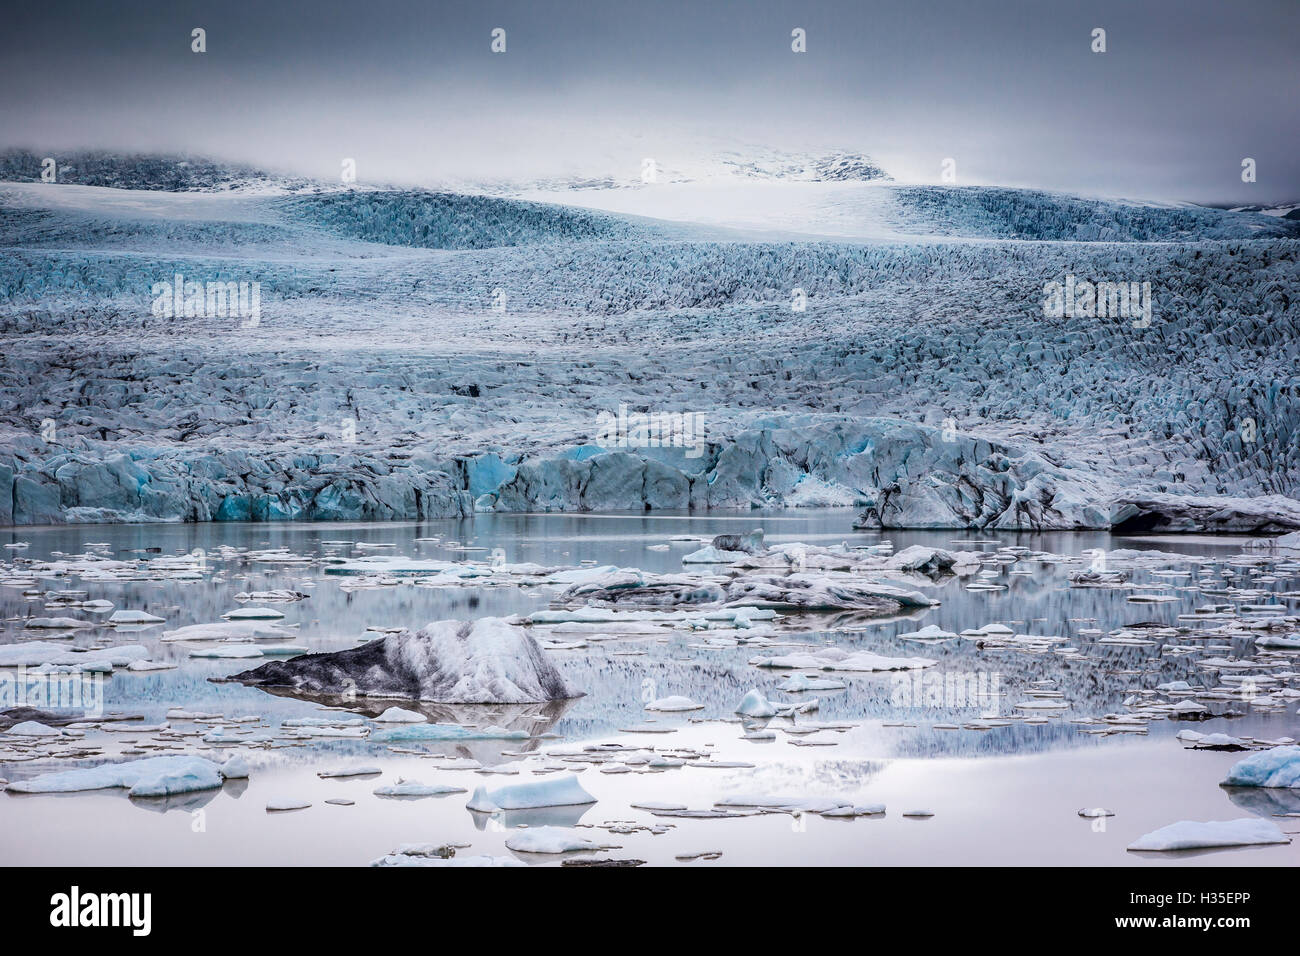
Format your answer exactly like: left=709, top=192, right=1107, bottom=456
left=2, top=512, right=1298, bottom=865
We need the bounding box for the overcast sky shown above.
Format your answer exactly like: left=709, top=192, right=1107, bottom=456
left=1, top=0, right=1296, bottom=203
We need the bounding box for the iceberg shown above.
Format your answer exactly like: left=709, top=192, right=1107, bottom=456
left=230, top=617, right=579, bottom=703
left=6, top=756, right=227, bottom=797
left=465, top=774, right=595, bottom=812
left=1127, top=818, right=1290, bottom=851
left=1222, top=747, right=1300, bottom=789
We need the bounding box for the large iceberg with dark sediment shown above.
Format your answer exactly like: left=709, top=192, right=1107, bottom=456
left=230, top=617, right=579, bottom=704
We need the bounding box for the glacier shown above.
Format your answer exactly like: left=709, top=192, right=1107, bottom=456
left=1, top=152, right=1298, bottom=530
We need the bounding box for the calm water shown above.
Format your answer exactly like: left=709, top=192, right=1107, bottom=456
left=2, top=511, right=1297, bottom=866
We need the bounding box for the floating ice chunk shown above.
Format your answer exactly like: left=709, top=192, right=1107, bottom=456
left=1077, top=807, right=1115, bottom=818
left=23, top=617, right=94, bottom=629
left=775, top=673, right=847, bottom=692
left=1222, top=747, right=1300, bottom=789
left=466, top=774, right=596, bottom=812
left=0, top=642, right=149, bottom=669
left=232, top=617, right=578, bottom=703
left=221, top=607, right=286, bottom=620
left=219, top=757, right=249, bottom=779
left=751, top=648, right=936, bottom=672
left=127, top=660, right=177, bottom=671
left=317, top=766, right=381, bottom=778
left=162, top=622, right=288, bottom=643
left=372, top=851, right=524, bottom=867
left=373, top=706, right=428, bottom=723
left=1256, top=635, right=1300, bottom=649
left=266, top=799, right=311, bottom=812
left=644, top=696, right=704, bottom=712
left=6, top=756, right=225, bottom=796
left=897, top=624, right=958, bottom=642
left=189, top=645, right=265, bottom=659
left=1127, top=818, right=1289, bottom=851
left=107, top=610, right=166, bottom=625
left=371, top=723, right=529, bottom=742
left=5, top=721, right=62, bottom=737
left=504, top=827, right=610, bottom=854
left=736, top=689, right=778, bottom=717
left=373, top=779, right=467, bottom=797
left=682, top=546, right=750, bottom=564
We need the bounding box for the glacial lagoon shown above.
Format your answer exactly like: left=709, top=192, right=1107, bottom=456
left=1, top=511, right=1297, bottom=866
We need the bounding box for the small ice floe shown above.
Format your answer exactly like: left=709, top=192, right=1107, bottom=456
left=897, top=624, right=958, bottom=643
left=203, top=728, right=274, bottom=744
left=221, top=607, right=286, bottom=620
left=644, top=696, right=704, bottom=712
left=1182, top=732, right=1250, bottom=751
left=325, top=798, right=354, bottom=806
left=1221, top=746, right=1300, bottom=788
left=1127, top=818, right=1289, bottom=852
left=735, top=689, right=778, bottom=717
left=266, top=799, right=311, bottom=812
left=466, top=774, right=596, bottom=812
left=107, top=610, right=166, bottom=625
left=166, top=709, right=221, bottom=721
left=1256, top=635, right=1300, bottom=649
left=233, top=590, right=308, bottom=602
left=902, top=809, right=935, bottom=818
left=372, top=706, right=427, bottom=723
left=373, top=778, right=467, bottom=798
left=0, top=642, right=149, bottom=669
left=822, top=804, right=886, bottom=817
left=775, top=673, right=847, bottom=692
left=189, top=645, right=266, bottom=659
left=220, top=757, right=249, bottom=779
left=371, top=723, right=528, bottom=742
left=162, top=621, right=290, bottom=643
left=504, top=827, right=617, bottom=854
left=127, top=660, right=177, bottom=672
left=255, top=644, right=309, bottom=656
left=23, top=617, right=94, bottom=629
left=4, top=721, right=63, bottom=737
left=317, top=766, right=382, bottom=778
left=632, top=801, right=688, bottom=811
left=1077, top=808, right=1115, bottom=818
left=6, top=755, right=231, bottom=797
left=716, top=795, right=879, bottom=816
left=372, top=846, right=523, bottom=867
left=750, top=648, right=935, bottom=672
